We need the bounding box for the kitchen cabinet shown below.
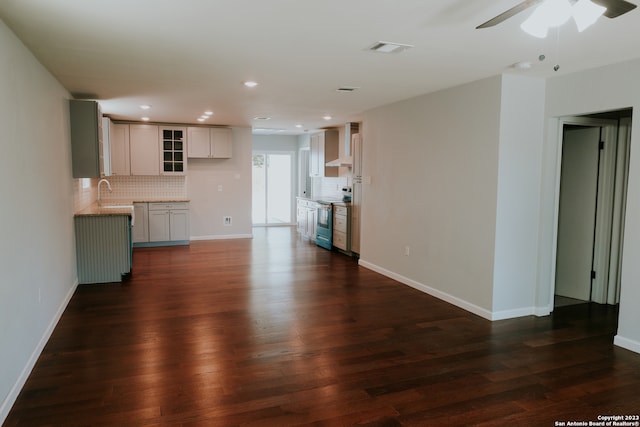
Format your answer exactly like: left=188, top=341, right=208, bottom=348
left=109, top=123, right=131, bottom=176
left=130, top=124, right=160, bottom=175
left=148, top=202, right=190, bottom=243
left=74, top=214, right=132, bottom=284
left=333, top=204, right=351, bottom=253
left=351, top=133, right=362, bottom=255
left=160, top=127, right=187, bottom=174
left=70, top=100, right=108, bottom=178
left=309, top=130, right=339, bottom=178
left=187, top=127, right=232, bottom=158
left=101, top=117, right=112, bottom=176
left=296, top=199, right=318, bottom=241
left=132, top=202, right=148, bottom=243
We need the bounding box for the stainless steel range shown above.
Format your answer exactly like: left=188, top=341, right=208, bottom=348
left=315, top=201, right=333, bottom=250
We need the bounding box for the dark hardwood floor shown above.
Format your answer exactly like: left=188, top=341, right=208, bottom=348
left=5, top=227, right=640, bottom=426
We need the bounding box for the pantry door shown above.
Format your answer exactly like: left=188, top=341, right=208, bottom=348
left=252, top=152, right=294, bottom=225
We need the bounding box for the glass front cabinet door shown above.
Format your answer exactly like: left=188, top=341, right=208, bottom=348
left=160, top=127, right=187, bottom=175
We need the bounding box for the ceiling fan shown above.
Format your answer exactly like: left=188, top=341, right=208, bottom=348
left=477, top=0, right=636, bottom=29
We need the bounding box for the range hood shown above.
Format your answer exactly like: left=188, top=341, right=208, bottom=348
left=326, top=122, right=358, bottom=167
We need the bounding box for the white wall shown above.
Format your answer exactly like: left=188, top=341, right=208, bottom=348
left=253, top=134, right=299, bottom=152
left=360, top=76, right=502, bottom=317
left=0, top=20, right=78, bottom=421
left=543, top=58, right=640, bottom=353
left=492, top=75, right=546, bottom=319
left=187, top=127, right=253, bottom=239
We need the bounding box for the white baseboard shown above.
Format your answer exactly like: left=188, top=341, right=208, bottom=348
left=491, top=306, right=536, bottom=321
left=190, top=234, right=253, bottom=241
left=358, top=259, right=494, bottom=320
left=357, top=259, right=541, bottom=321
left=0, top=279, right=79, bottom=424
left=534, top=305, right=553, bottom=317
left=614, top=334, right=640, bottom=354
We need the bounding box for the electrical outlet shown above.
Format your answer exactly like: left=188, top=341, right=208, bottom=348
left=405, top=246, right=410, bottom=256
left=224, top=216, right=232, bottom=226
left=218, top=185, right=223, bottom=192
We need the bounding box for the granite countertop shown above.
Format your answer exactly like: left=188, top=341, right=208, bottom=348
left=75, top=199, right=190, bottom=217
left=297, top=196, right=351, bottom=206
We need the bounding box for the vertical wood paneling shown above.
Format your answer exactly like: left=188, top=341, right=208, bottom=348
left=74, top=215, right=131, bottom=284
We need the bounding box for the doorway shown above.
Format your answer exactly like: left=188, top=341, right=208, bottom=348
left=554, top=113, right=632, bottom=308
left=252, top=152, right=295, bottom=226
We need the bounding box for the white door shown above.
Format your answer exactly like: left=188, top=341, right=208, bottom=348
left=555, top=126, right=600, bottom=301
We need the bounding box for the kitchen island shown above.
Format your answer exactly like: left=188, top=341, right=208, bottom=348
left=74, top=205, right=134, bottom=284
left=74, top=198, right=190, bottom=284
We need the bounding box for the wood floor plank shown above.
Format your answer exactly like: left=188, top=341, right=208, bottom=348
left=4, top=227, right=640, bottom=426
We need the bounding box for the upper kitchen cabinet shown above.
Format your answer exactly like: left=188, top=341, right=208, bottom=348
left=69, top=100, right=108, bottom=178
left=160, top=127, right=187, bottom=175
left=187, top=127, right=232, bottom=159
left=109, top=123, right=130, bottom=176
left=130, top=124, right=160, bottom=175
left=309, top=130, right=338, bottom=177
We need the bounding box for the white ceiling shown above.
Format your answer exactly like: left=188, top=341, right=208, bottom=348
left=1, top=0, right=639, bottom=135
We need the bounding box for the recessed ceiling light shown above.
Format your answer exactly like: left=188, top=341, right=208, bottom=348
left=197, top=118, right=205, bottom=122
left=253, top=116, right=271, bottom=121
left=512, top=61, right=532, bottom=70
left=253, top=128, right=286, bottom=134
left=244, top=81, right=258, bottom=88
left=204, top=111, right=213, bottom=116
left=323, top=115, right=332, bottom=121
left=140, top=105, right=151, bottom=110
left=295, top=124, right=303, bottom=128
left=141, top=117, right=150, bottom=121
left=200, top=115, right=208, bottom=120
left=368, top=41, right=414, bottom=54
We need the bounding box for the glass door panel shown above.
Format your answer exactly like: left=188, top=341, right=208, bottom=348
left=252, top=152, right=293, bottom=225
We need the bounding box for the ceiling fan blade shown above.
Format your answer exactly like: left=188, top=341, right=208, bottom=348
left=476, top=0, right=543, bottom=29
left=592, top=0, right=637, bottom=18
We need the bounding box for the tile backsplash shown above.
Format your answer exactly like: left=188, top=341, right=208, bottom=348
left=74, top=176, right=188, bottom=210
left=74, top=178, right=98, bottom=212
left=313, top=176, right=350, bottom=199
left=101, top=176, right=187, bottom=201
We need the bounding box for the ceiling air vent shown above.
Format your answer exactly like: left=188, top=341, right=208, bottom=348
left=368, top=41, right=414, bottom=54
left=336, top=86, right=359, bottom=93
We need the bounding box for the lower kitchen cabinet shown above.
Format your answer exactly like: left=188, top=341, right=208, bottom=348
left=133, top=202, right=190, bottom=246
left=333, top=204, right=351, bottom=253
left=296, top=198, right=318, bottom=241
left=132, top=203, right=148, bottom=243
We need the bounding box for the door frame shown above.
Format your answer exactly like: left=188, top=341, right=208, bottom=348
left=549, top=115, right=624, bottom=307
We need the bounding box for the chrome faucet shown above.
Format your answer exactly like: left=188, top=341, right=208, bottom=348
left=97, top=178, right=112, bottom=206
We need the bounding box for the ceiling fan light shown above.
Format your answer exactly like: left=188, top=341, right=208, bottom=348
left=521, top=9, right=549, bottom=38
left=572, top=0, right=606, bottom=32
left=537, top=0, right=573, bottom=27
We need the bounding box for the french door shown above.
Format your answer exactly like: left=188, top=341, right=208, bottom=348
left=252, top=152, right=294, bottom=225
